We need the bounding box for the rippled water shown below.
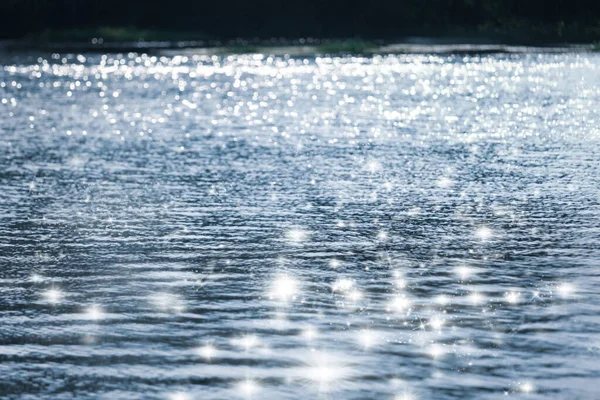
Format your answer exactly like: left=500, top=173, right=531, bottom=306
left=1, top=51, right=600, bottom=399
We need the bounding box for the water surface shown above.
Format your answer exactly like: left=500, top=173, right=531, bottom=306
left=1, top=51, right=600, bottom=399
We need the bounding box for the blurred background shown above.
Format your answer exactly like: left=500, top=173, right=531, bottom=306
left=1, top=0, right=599, bottom=44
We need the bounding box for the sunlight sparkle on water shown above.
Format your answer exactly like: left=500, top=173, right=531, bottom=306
left=429, top=316, right=445, bottom=330
left=150, top=293, right=186, bottom=313
left=42, top=288, right=63, bottom=304
left=505, top=291, right=520, bottom=304
left=84, top=304, right=104, bottom=320
left=347, top=289, right=363, bottom=302
left=520, top=381, right=535, bottom=393
left=557, top=282, right=575, bottom=298
left=332, top=278, right=355, bottom=293
left=435, top=295, right=450, bottom=305
left=455, top=265, right=473, bottom=280
left=366, top=160, right=382, bottom=173
left=389, top=295, right=412, bottom=313
left=302, top=353, right=350, bottom=393
left=302, top=327, right=318, bottom=341
left=396, top=393, right=418, bottom=400
left=436, top=177, right=454, bottom=188
left=168, top=392, right=191, bottom=400
left=286, top=228, right=308, bottom=243
left=357, top=330, right=379, bottom=349
left=428, top=344, right=446, bottom=359
left=269, top=274, right=299, bottom=302
left=233, top=335, right=259, bottom=351
left=395, top=389, right=419, bottom=400
left=392, top=270, right=407, bottom=289
left=196, top=345, right=217, bottom=360
left=236, top=379, right=261, bottom=398
left=468, top=292, right=486, bottom=305
left=475, top=226, right=493, bottom=240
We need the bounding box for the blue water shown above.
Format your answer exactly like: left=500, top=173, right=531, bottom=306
left=1, top=51, right=600, bottom=399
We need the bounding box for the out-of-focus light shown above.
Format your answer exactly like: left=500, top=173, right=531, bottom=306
left=437, top=177, right=454, bottom=188
left=520, top=382, right=535, bottom=393
left=332, top=278, right=354, bottom=293
left=435, top=295, right=450, bottom=305
left=150, top=293, right=186, bottom=313
left=302, top=327, right=318, bottom=341
left=505, top=291, right=520, bottom=304
left=366, top=160, right=382, bottom=173
left=233, top=335, right=259, bottom=351
left=357, top=330, right=378, bottom=349
left=286, top=228, right=308, bottom=243
left=43, top=288, right=63, bottom=304
left=377, top=231, right=388, bottom=240
left=269, top=274, right=299, bottom=302
left=168, top=392, right=191, bottom=400
left=395, top=391, right=418, bottom=400
left=475, top=226, right=493, bottom=240
left=468, top=292, right=486, bottom=305
left=302, top=354, right=350, bottom=393
left=84, top=304, right=104, bottom=320
left=236, top=379, right=261, bottom=398
left=557, top=282, right=575, bottom=298
left=455, top=265, right=473, bottom=280
left=196, top=345, right=217, bottom=360
left=428, top=344, right=446, bottom=359
left=389, top=295, right=411, bottom=313
left=429, top=316, right=444, bottom=330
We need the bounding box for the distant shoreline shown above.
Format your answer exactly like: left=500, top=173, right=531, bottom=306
left=0, top=38, right=595, bottom=55
left=1, top=26, right=597, bottom=55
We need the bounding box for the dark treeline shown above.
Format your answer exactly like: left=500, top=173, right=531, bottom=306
left=1, top=0, right=599, bottom=43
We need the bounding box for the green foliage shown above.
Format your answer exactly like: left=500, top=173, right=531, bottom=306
left=317, top=39, right=378, bottom=55
left=30, top=27, right=210, bottom=43
left=219, top=45, right=260, bottom=54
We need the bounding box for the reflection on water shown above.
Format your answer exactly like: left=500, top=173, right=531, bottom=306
left=1, top=51, right=600, bottom=399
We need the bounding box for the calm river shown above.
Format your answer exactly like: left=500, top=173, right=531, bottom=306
left=1, top=50, right=599, bottom=399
